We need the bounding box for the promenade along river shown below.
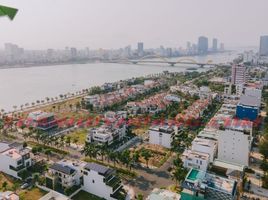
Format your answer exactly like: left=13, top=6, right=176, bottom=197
left=0, top=52, right=237, bottom=111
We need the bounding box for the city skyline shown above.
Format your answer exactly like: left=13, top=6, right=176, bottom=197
left=1, top=0, right=268, bottom=50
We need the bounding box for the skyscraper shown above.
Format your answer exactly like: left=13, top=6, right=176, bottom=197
left=70, top=47, right=77, bottom=60
left=231, top=64, right=248, bottom=85
left=260, top=35, right=268, bottom=56
left=198, top=36, right=208, bottom=54
left=212, top=38, right=218, bottom=52
left=220, top=43, right=225, bottom=51
left=137, top=42, right=144, bottom=56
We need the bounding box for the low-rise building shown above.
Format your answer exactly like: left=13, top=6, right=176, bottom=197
left=46, top=160, right=126, bottom=200
left=236, top=94, right=260, bottom=121
left=39, top=191, right=70, bottom=200
left=176, top=99, right=211, bottom=121
left=26, top=111, right=58, bottom=131
left=86, top=122, right=126, bottom=146
left=149, top=125, right=177, bottom=149
left=182, top=149, right=210, bottom=171
left=181, top=168, right=237, bottom=200
left=0, top=141, right=32, bottom=179
left=82, top=162, right=124, bottom=200
left=0, top=191, right=19, bottom=200
left=46, top=160, right=85, bottom=190
left=126, top=93, right=173, bottom=115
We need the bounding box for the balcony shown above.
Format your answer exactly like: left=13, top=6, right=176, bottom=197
left=9, top=164, right=25, bottom=172
left=105, top=176, right=122, bottom=191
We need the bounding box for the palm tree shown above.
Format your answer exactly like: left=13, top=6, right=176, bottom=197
left=11, top=182, right=20, bottom=193
left=171, top=167, right=186, bottom=189
left=2, top=181, right=8, bottom=191
left=109, top=151, right=119, bottom=167
left=73, top=137, right=79, bottom=147
left=44, top=149, right=52, bottom=161
left=83, top=143, right=97, bottom=159
left=141, top=148, right=152, bottom=168
left=65, top=136, right=71, bottom=146
left=132, top=151, right=140, bottom=164
left=98, top=144, right=108, bottom=161
left=119, top=150, right=131, bottom=168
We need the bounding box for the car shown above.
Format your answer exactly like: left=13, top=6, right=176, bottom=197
left=20, top=183, right=30, bottom=189
left=255, top=173, right=261, bottom=179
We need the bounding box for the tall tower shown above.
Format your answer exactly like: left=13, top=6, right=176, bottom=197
left=231, top=64, right=248, bottom=85
left=137, top=42, right=144, bottom=56
left=198, top=36, right=208, bottom=54
left=212, top=38, right=218, bottom=52
left=260, top=35, right=268, bottom=56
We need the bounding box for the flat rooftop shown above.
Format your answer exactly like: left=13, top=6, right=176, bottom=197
left=182, top=150, right=209, bottom=160
left=192, top=137, right=217, bottom=148
left=184, top=168, right=237, bottom=195
left=149, top=125, right=175, bottom=134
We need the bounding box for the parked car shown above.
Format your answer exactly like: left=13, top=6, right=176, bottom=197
left=20, top=183, right=30, bottom=189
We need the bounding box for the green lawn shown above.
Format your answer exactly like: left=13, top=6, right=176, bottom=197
left=72, top=190, right=104, bottom=200
left=68, top=128, right=88, bottom=145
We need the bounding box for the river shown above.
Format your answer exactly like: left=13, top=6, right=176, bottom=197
left=0, top=52, right=238, bottom=111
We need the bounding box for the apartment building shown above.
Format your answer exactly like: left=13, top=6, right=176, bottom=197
left=218, top=129, right=251, bottom=166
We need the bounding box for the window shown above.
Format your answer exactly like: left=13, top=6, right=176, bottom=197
left=92, top=180, right=95, bottom=183
left=83, top=171, right=88, bottom=176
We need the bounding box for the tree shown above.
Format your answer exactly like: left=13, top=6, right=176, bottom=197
left=23, top=142, right=27, bottom=148
left=83, top=143, right=97, bottom=159
left=137, top=193, right=143, bottom=200
left=141, top=148, right=152, bottom=168
left=72, top=137, right=79, bottom=147
left=0, top=5, right=18, bottom=20
left=44, top=149, right=52, bottom=161
left=109, top=151, right=119, bottom=167
left=65, top=136, right=71, bottom=146
left=11, top=182, right=20, bottom=193
left=132, top=151, right=140, bottom=164
left=172, top=167, right=187, bottom=188
left=98, top=144, right=108, bottom=161
left=119, top=150, right=131, bottom=168
left=259, top=134, right=268, bottom=159
left=2, top=181, right=8, bottom=191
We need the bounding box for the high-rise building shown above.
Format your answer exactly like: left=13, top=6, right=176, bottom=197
left=198, top=36, right=208, bottom=54
left=212, top=38, right=218, bottom=52
left=218, top=129, right=251, bottom=166
left=70, top=47, right=77, bottom=60
left=260, top=35, right=268, bottom=56
left=137, top=42, right=144, bottom=56
left=220, top=43, right=225, bottom=51
left=186, top=41, right=191, bottom=50
left=231, top=64, right=248, bottom=85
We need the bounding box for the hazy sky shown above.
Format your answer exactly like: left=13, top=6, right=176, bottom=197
left=0, top=0, right=268, bottom=50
